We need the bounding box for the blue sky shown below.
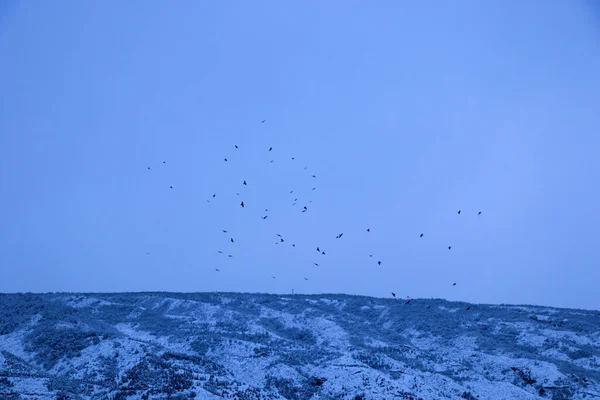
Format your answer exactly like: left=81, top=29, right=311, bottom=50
left=1, top=1, right=599, bottom=310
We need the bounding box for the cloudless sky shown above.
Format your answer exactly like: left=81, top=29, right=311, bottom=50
left=1, top=1, right=599, bottom=310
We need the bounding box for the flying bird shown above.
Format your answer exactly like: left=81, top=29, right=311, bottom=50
left=453, top=283, right=457, bottom=286
left=163, top=161, right=166, bottom=164
left=230, top=238, right=234, bottom=243
left=312, top=188, right=316, bottom=190
left=262, top=215, right=268, bottom=220
left=405, top=300, right=411, bottom=305
left=235, top=145, right=238, bottom=149
left=391, top=292, right=396, bottom=298
left=314, top=263, right=319, bottom=266
left=269, top=147, right=272, bottom=151
left=292, top=244, right=296, bottom=247
left=217, top=251, right=223, bottom=254
left=145, top=252, right=150, bottom=255
left=466, top=306, right=471, bottom=310
left=262, top=120, right=266, bottom=123
left=369, top=255, right=373, bottom=258
left=272, top=276, right=276, bottom=279
left=277, top=234, right=282, bottom=237
left=427, top=306, right=431, bottom=310
left=448, top=246, right=452, bottom=250
left=311, top=175, right=316, bottom=178
left=322, top=251, right=325, bottom=255
left=291, top=157, right=295, bottom=160
left=240, top=201, right=244, bottom=208
left=270, top=160, right=274, bottom=163
left=169, top=186, right=173, bottom=189
left=290, top=190, right=294, bottom=194
left=304, top=277, right=309, bottom=281
left=458, top=210, right=461, bottom=215
left=215, top=268, right=220, bottom=272
left=222, top=230, right=228, bottom=233
left=378, top=260, right=382, bottom=265
left=228, top=255, right=233, bottom=258
left=213, top=194, right=216, bottom=197
left=280, top=238, right=284, bottom=243
left=366, top=228, right=370, bottom=232
left=316, top=247, right=320, bottom=252
left=224, top=158, right=228, bottom=162
left=336, top=233, right=344, bottom=239
left=243, top=180, right=247, bottom=185
left=478, top=211, right=482, bottom=215
left=147, top=167, right=151, bottom=170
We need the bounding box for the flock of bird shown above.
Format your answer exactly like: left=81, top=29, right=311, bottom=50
left=146, top=120, right=483, bottom=304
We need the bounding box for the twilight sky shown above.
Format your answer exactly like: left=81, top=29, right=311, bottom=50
left=1, top=1, right=599, bottom=310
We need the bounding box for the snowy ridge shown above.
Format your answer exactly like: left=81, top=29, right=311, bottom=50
left=0, top=292, right=599, bottom=399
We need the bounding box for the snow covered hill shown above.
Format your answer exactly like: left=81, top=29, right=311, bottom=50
left=0, top=293, right=599, bottom=399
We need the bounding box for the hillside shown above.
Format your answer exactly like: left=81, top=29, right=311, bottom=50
left=0, top=292, right=599, bottom=399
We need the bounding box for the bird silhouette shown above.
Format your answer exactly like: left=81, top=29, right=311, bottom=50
left=240, top=201, right=244, bottom=208
left=336, top=233, right=344, bottom=239
left=280, top=238, right=284, bottom=243
left=215, top=268, right=220, bottom=272
left=228, top=255, right=233, bottom=258
left=224, top=158, right=228, bottom=162
left=292, top=244, right=296, bottom=247
left=163, top=161, right=166, bottom=164
left=217, top=251, right=223, bottom=254
left=222, top=230, right=228, bottom=233
left=272, top=276, right=276, bottom=279
left=277, top=234, right=282, bottom=237
left=262, top=120, right=266, bottom=123
left=312, top=188, right=316, bottom=190
left=147, top=167, right=151, bottom=170
left=478, top=211, right=482, bottom=215
left=145, top=252, right=150, bottom=255
left=235, top=145, right=238, bottom=149
left=453, top=283, right=457, bottom=286
left=304, top=277, right=309, bottom=281
left=466, top=306, right=471, bottom=310
left=213, top=194, right=216, bottom=198
left=322, top=251, right=325, bottom=255
left=426, top=305, right=431, bottom=310
left=311, top=175, right=316, bottom=178
left=420, top=233, right=424, bottom=238
left=316, top=247, right=320, bottom=252
left=290, top=190, right=294, bottom=194
left=405, top=300, right=411, bottom=305
left=369, top=255, right=373, bottom=257
left=366, top=228, right=370, bottom=232
left=448, top=246, right=452, bottom=250
left=269, top=147, right=272, bottom=151
left=458, top=210, right=461, bottom=215
left=262, top=215, right=268, bottom=220
left=243, top=180, right=247, bottom=185
left=314, top=263, right=319, bottom=267
left=169, top=186, right=173, bottom=189
left=291, top=157, right=295, bottom=160
left=230, top=238, right=234, bottom=243
left=391, top=292, right=396, bottom=298
left=378, top=260, right=382, bottom=265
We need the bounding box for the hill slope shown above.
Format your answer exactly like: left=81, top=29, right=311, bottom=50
left=0, top=292, right=599, bottom=399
